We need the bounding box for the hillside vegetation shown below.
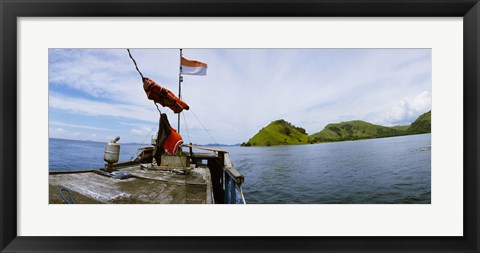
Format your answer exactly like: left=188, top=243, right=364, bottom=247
left=392, top=125, right=410, bottom=131
left=241, top=111, right=431, bottom=147
left=407, top=110, right=431, bottom=134
left=241, top=120, right=309, bottom=146
left=309, top=120, right=403, bottom=142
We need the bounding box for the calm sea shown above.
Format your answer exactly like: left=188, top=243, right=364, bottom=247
left=49, top=138, right=144, bottom=171
left=49, top=134, right=431, bottom=204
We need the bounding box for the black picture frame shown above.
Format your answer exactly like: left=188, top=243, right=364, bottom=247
left=1, top=0, right=479, bottom=252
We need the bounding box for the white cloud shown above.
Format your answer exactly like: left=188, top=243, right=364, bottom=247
left=55, top=127, right=65, bottom=134
left=49, top=49, right=180, bottom=106
left=130, top=125, right=153, bottom=137
left=50, top=121, right=113, bottom=131
left=49, top=92, right=158, bottom=123
left=49, top=127, right=80, bottom=139
left=378, top=91, right=432, bottom=126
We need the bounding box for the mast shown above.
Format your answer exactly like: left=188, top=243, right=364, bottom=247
left=178, top=49, right=183, bottom=133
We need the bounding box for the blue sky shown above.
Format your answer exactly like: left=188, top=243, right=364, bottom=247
left=49, top=48, right=432, bottom=144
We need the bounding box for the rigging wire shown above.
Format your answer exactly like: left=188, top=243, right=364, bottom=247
left=127, top=49, right=144, bottom=80
left=129, top=121, right=158, bottom=160
left=189, top=108, right=219, bottom=148
left=182, top=112, right=192, bottom=144
left=126, top=49, right=162, bottom=116
left=125, top=48, right=164, bottom=160
left=154, top=102, right=163, bottom=114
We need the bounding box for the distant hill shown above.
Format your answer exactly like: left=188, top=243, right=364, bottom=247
left=242, top=111, right=431, bottom=147
left=392, top=125, right=410, bottom=131
left=309, top=120, right=403, bottom=142
left=407, top=110, right=431, bottom=134
left=193, top=143, right=241, bottom=147
left=241, top=119, right=309, bottom=146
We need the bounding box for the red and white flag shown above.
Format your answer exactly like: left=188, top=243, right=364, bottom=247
left=180, top=57, right=207, bottom=76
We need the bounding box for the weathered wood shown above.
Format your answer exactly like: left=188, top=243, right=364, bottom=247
left=224, top=153, right=244, bottom=184
left=159, top=154, right=190, bottom=167
left=49, top=164, right=212, bottom=204
left=184, top=144, right=227, bottom=153
left=49, top=151, right=245, bottom=204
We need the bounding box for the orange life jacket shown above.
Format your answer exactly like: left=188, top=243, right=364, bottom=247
left=143, top=77, right=189, bottom=113
left=154, top=114, right=184, bottom=163
left=162, top=127, right=183, bottom=155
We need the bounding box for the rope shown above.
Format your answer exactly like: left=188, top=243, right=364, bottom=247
left=189, top=109, right=219, bottom=148
left=59, top=188, right=76, bottom=204
left=182, top=112, right=191, bottom=144
left=126, top=49, right=162, bottom=117
left=127, top=49, right=144, bottom=80
left=154, top=102, right=163, bottom=114
left=240, top=188, right=246, bottom=204
left=129, top=121, right=158, bottom=160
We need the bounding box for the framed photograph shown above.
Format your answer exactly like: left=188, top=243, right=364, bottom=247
left=1, top=0, right=479, bottom=252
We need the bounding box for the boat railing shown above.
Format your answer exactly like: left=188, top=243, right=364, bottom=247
left=222, top=153, right=246, bottom=204
left=185, top=144, right=246, bottom=204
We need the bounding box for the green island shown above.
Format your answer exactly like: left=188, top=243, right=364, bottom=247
left=241, top=110, right=431, bottom=147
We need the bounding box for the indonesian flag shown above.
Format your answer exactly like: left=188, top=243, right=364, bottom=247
left=181, top=57, right=207, bottom=76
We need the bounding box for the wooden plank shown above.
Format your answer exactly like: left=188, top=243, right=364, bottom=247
left=183, top=144, right=227, bottom=153
left=224, top=153, right=244, bottom=183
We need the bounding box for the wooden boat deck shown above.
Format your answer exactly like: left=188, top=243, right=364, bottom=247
left=49, top=164, right=213, bottom=204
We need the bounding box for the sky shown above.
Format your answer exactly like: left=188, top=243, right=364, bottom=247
left=48, top=48, right=432, bottom=144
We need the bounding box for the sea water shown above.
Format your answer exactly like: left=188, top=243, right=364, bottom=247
left=49, top=138, right=143, bottom=171
left=49, top=134, right=431, bottom=204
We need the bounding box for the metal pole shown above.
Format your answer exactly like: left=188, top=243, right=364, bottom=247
left=178, top=49, right=183, bottom=133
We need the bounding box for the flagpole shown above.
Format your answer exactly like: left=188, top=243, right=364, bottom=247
left=178, top=48, right=183, bottom=133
